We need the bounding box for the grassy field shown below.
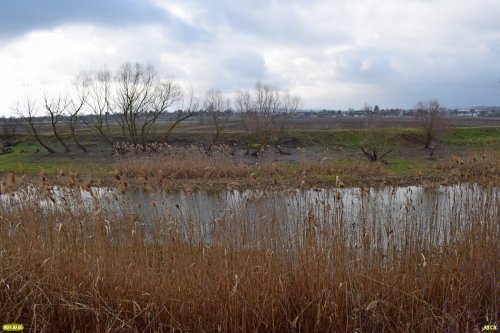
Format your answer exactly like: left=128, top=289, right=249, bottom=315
left=1, top=125, right=498, bottom=189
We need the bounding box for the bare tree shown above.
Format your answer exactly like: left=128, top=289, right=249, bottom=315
left=114, top=63, right=156, bottom=145
left=360, top=104, right=392, bottom=162
left=235, top=81, right=300, bottom=156
left=237, top=82, right=277, bottom=151
left=234, top=89, right=252, bottom=128
left=43, top=93, right=71, bottom=152
left=79, top=64, right=184, bottom=146
left=143, top=78, right=182, bottom=144
left=270, top=90, right=301, bottom=154
left=112, top=63, right=184, bottom=146
left=67, top=73, right=90, bottom=152
left=15, top=96, right=55, bottom=154
left=82, top=70, right=114, bottom=145
left=414, top=99, right=449, bottom=150
left=203, top=88, right=231, bottom=150
left=164, top=85, right=200, bottom=141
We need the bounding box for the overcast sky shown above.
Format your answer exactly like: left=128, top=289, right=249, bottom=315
left=1, top=0, right=500, bottom=115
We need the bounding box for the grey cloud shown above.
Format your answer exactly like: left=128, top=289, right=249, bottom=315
left=1, top=0, right=500, bottom=112
left=181, top=51, right=270, bottom=93
left=0, top=0, right=214, bottom=45
left=335, top=48, right=396, bottom=84
left=0, top=0, right=165, bottom=38
left=174, top=0, right=350, bottom=47
left=224, top=52, right=269, bottom=87
left=380, top=77, right=500, bottom=109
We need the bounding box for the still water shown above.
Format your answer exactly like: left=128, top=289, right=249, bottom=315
left=2, top=183, right=498, bottom=249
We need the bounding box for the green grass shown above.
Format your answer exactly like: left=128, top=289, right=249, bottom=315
left=1, top=126, right=498, bottom=178
left=288, top=129, right=339, bottom=147
left=443, top=126, right=500, bottom=147
left=0, top=141, right=113, bottom=175
left=384, top=158, right=431, bottom=176
left=289, top=127, right=423, bottom=149
left=0, top=143, right=42, bottom=173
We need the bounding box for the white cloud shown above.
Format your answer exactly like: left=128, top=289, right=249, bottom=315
left=1, top=0, right=500, bottom=115
left=0, top=24, right=173, bottom=114
left=150, top=1, right=195, bottom=24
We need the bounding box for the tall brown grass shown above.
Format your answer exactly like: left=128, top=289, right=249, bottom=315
left=113, top=144, right=500, bottom=191
left=0, top=180, right=498, bottom=332
left=438, top=153, right=500, bottom=183
left=113, top=144, right=385, bottom=190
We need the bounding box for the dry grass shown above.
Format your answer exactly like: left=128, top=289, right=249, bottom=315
left=438, top=152, right=500, bottom=183
left=112, top=144, right=385, bottom=191
left=111, top=147, right=500, bottom=191
left=0, top=177, right=498, bottom=332
left=115, top=149, right=251, bottom=182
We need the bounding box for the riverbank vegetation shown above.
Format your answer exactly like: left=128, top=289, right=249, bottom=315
left=1, top=62, right=498, bottom=187
left=0, top=124, right=499, bottom=189
left=0, top=127, right=498, bottom=332
left=0, top=176, right=498, bottom=332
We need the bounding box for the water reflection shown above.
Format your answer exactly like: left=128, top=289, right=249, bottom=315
left=1, top=183, right=498, bottom=248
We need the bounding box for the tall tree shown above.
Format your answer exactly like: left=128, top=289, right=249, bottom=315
left=82, top=70, right=114, bottom=145
left=114, top=63, right=184, bottom=145
left=114, top=63, right=156, bottom=145
left=203, top=88, right=231, bottom=150
left=43, top=93, right=71, bottom=152
left=164, top=85, right=199, bottom=141
left=67, top=73, right=90, bottom=152
left=15, top=96, right=55, bottom=154
left=414, top=99, right=449, bottom=149
left=269, top=90, right=301, bottom=154
left=359, top=104, right=392, bottom=162
left=235, top=81, right=301, bottom=156
left=145, top=78, right=182, bottom=144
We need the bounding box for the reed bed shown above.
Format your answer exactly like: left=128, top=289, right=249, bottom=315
left=115, top=150, right=251, bottom=182
left=113, top=145, right=500, bottom=191
left=438, top=153, right=500, bottom=183
left=113, top=144, right=385, bottom=191
left=0, top=180, right=498, bottom=332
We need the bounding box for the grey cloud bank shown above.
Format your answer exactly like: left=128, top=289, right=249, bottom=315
left=0, top=0, right=164, bottom=37
left=0, top=0, right=499, bottom=115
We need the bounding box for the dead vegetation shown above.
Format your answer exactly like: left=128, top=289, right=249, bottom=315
left=111, top=144, right=499, bottom=191
left=0, top=166, right=498, bottom=332
left=110, top=143, right=386, bottom=191
left=437, top=153, right=500, bottom=183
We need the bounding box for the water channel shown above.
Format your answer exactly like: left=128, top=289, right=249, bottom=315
left=2, top=183, right=498, bottom=251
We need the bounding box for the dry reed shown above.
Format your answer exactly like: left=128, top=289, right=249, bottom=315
left=113, top=144, right=385, bottom=191
left=0, top=178, right=498, bottom=332
left=438, top=152, right=500, bottom=183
